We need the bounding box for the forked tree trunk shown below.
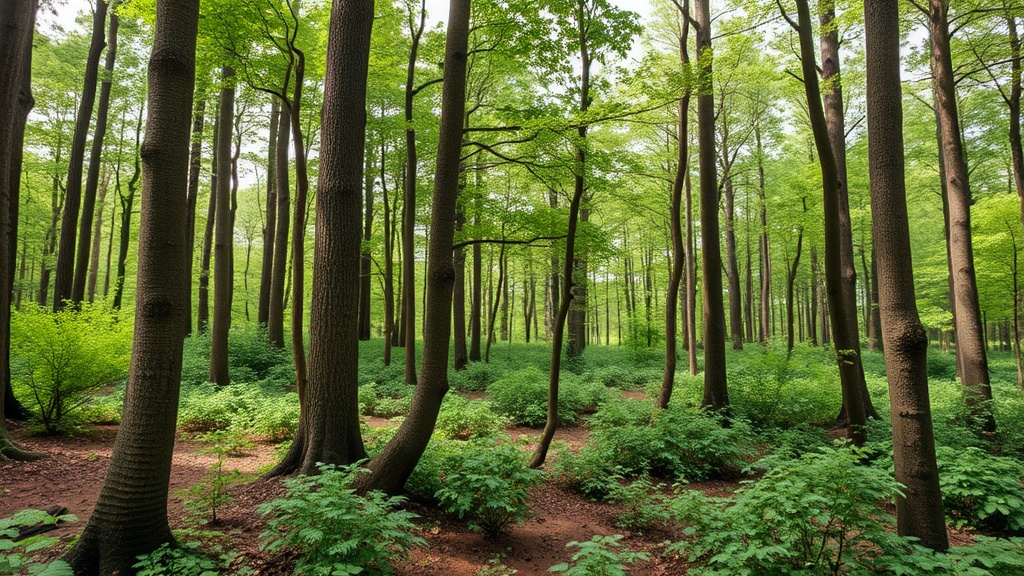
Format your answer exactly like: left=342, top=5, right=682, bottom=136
left=929, top=0, right=996, bottom=433
left=209, top=66, right=235, bottom=386
left=64, top=1, right=198, bottom=569
left=695, top=0, right=728, bottom=411
left=864, top=0, right=948, bottom=550
left=360, top=0, right=470, bottom=492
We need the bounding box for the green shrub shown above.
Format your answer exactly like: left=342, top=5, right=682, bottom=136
left=450, top=362, right=506, bottom=392
left=10, top=303, right=131, bottom=433
left=133, top=541, right=225, bottom=576
left=606, top=476, right=672, bottom=532
left=487, top=366, right=589, bottom=427
left=549, top=444, right=620, bottom=501
left=434, top=442, right=543, bottom=538
left=259, top=463, right=423, bottom=575
left=227, top=327, right=290, bottom=382
left=176, top=382, right=299, bottom=441
left=729, top=346, right=838, bottom=428
left=548, top=535, right=648, bottom=576
left=667, top=443, right=940, bottom=575
left=937, top=446, right=1024, bottom=532
left=1, top=509, right=77, bottom=575
left=435, top=395, right=509, bottom=440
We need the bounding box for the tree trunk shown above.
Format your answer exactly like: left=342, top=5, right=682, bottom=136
left=64, top=1, right=199, bottom=568
left=786, top=201, right=805, bottom=354
left=209, top=66, right=235, bottom=386
left=72, top=10, right=119, bottom=305
left=258, top=100, right=279, bottom=326
left=470, top=201, right=483, bottom=360
left=86, top=174, right=109, bottom=302
left=929, top=0, right=996, bottom=433
left=267, top=94, right=291, bottom=349
left=723, top=176, right=743, bottom=350
left=864, top=0, right=949, bottom=550
left=695, top=0, right=728, bottom=412
left=453, top=206, right=468, bottom=369
left=112, top=106, right=142, bottom=311
left=1005, top=13, right=1023, bottom=227
left=196, top=117, right=217, bottom=333
left=183, top=97, right=206, bottom=336
left=382, top=144, right=395, bottom=365
left=360, top=0, right=469, bottom=492
left=359, top=151, right=374, bottom=340
left=794, top=0, right=866, bottom=445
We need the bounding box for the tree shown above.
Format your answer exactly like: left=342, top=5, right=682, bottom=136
left=209, top=66, right=235, bottom=386
left=64, top=0, right=199, bottom=569
left=863, top=0, right=949, bottom=551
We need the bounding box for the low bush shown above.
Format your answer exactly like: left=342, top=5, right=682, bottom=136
left=487, top=366, right=607, bottom=427
left=450, top=362, right=506, bottom=392
left=606, top=476, right=672, bottom=532
left=548, top=535, right=649, bottom=576
left=434, top=395, right=509, bottom=440
left=259, top=463, right=423, bottom=575
left=176, top=382, right=299, bottom=441
left=937, top=446, right=1024, bottom=532
left=549, top=443, right=620, bottom=501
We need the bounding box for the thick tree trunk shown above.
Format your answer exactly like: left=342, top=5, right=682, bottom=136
left=267, top=97, right=291, bottom=349
left=53, top=0, right=107, bottom=311
left=183, top=97, right=206, bottom=336
left=361, top=0, right=469, bottom=492
left=929, top=0, right=996, bottom=433
left=64, top=1, right=198, bottom=568
left=258, top=100, right=279, bottom=326
left=864, top=0, right=948, bottom=550
left=73, top=11, right=119, bottom=305
left=209, top=66, right=235, bottom=386
left=794, top=0, right=866, bottom=445
left=695, top=0, right=728, bottom=411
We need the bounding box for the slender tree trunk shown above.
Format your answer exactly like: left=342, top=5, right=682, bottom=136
left=268, top=95, right=291, bottom=349
left=258, top=100, right=279, bottom=326
left=567, top=10, right=593, bottom=359
left=929, top=0, right=996, bottom=433
left=485, top=244, right=506, bottom=363
left=87, top=174, right=109, bottom=302
left=401, top=0, right=426, bottom=385
left=864, top=0, right=948, bottom=550
left=73, top=10, right=119, bottom=305
left=723, top=176, right=744, bottom=350
left=787, top=201, right=806, bottom=354
left=382, top=144, right=395, bottom=365
left=53, top=0, right=107, bottom=311
left=1004, top=13, right=1023, bottom=227
left=453, top=208, right=469, bottom=369
left=794, top=0, right=866, bottom=444
left=197, top=117, right=217, bottom=333
left=183, top=96, right=206, bottom=335
left=209, top=66, right=235, bottom=386
left=112, top=106, right=142, bottom=311
left=359, top=151, right=374, bottom=340
left=470, top=202, right=483, bottom=361
left=65, top=1, right=199, bottom=567
left=756, top=124, right=771, bottom=345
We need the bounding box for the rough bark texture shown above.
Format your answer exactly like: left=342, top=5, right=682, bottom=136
left=659, top=4, right=690, bottom=410
left=64, top=0, right=198, bottom=569
left=294, top=0, right=374, bottom=475
left=864, top=0, right=949, bottom=550
left=209, top=67, right=235, bottom=386
left=53, top=0, right=107, bottom=311
left=794, top=0, right=866, bottom=445
left=361, top=0, right=469, bottom=492
left=73, top=10, right=119, bottom=305
left=929, top=0, right=996, bottom=433
left=695, top=0, right=728, bottom=411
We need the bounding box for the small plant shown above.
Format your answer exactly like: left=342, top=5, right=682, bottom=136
left=259, top=463, right=423, bottom=575
left=476, top=553, right=517, bottom=576
left=606, top=477, right=672, bottom=532
left=434, top=443, right=543, bottom=538
left=178, top=430, right=252, bottom=525
left=133, top=541, right=221, bottom=576
left=0, top=509, right=78, bottom=575
left=548, top=535, right=648, bottom=576
left=549, top=444, right=620, bottom=501
left=936, top=446, right=1024, bottom=532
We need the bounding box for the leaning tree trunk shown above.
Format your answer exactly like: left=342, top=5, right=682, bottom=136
left=72, top=10, right=119, bottom=305
left=359, top=0, right=470, bottom=492
left=695, top=0, right=729, bottom=412
left=53, top=0, right=107, bottom=311
left=659, top=7, right=690, bottom=409
left=864, top=0, right=949, bottom=551
left=794, top=0, right=866, bottom=445
left=929, top=0, right=996, bottom=433
left=64, top=0, right=198, bottom=569
left=209, top=66, right=235, bottom=386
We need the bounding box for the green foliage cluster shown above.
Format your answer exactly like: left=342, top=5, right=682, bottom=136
left=133, top=541, right=225, bottom=576
left=434, top=395, right=510, bottom=441
left=449, top=361, right=507, bottom=392
left=180, top=327, right=291, bottom=386
left=177, top=382, right=298, bottom=442
left=10, top=303, right=131, bottom=433
left=0, top=509, right=77, bottom=575
left=728, top=346, right=838, bottom=428
left=936, top=446, right=1024, bottom=532
left=178, top=430, right=254, bottom=526
left=487, top=366, right=608, bottom=427
left=259, top=464, right=423, bottom=575
left=605, top=476, right=672, bottom=532
left=547, top=535, right=648, bottom=576
left=358, top=383, right=415, bottom=418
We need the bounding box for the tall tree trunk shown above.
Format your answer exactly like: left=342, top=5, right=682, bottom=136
left=112, top=105, right=142, bottom=311
left=209, top=66, right=235, bottom=386
left=359, top=151, right=374, bottom=340
left=470, top=200, right=483, bottom=360
left=723, top=176, right=744, bottom=350
left=1005, top=13, right=1023, bottom=227
left=485, top=244, right=506, bottom=363
left=183, top=97, right=206, bottom=336
left=382, top=144, right=395, bottom=365
left=756, top=123, right=771, bottom=345
left=87, top=174, right=109, bottom=302
left=64, top=0, right=199, bottom=568
left=360, top=0, right=469, bottom=492
left=794, top=0, right=866, bottom=445
left=660, top=32, right=690, bottom=407
left=53, top=0, right=107, bottom=311
left=695, top=0, right=728, bottom=411
left=453, top=208, right=468, bottom=369
left=929, top=0, right=996, bottom=433
left=258, top=100, right=279, bottom=326
left=73, top=10, right=119, bottom=305
left=819, top=3, right=877, bottom=422
left=196, top=117, right=217, bottom=333
left=786, top=201, right=805, bottom=354
left=567, top=8, right=593, bottom=359
left=864, top=0, right=948, bottom=550
left=267, top=95, right=291, bottom=349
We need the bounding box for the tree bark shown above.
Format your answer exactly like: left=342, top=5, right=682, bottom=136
left=64, top=1, right=198, bottom=568
left=209, top=66, right=235, bottom=386
left=786, top=201, right=805, bottom=354
left=196, top=117, right=217, bottom=333
left=267, top=95, right=291, bottom=349
left=359, top=150, right=374, bottom=340
left=258, top=100, right=279, bottom=326
left=470, top=199, right=483, bottom=360
left=929, top=0, right=996, bottom=433
left=86, top=174, right=109, bottom=302
left=183, top=97, right=206, bottom=335
left=864, top=0, right=949, bottom=550
left=694, top=0, right=728, bottom=411
left=53, top=0, right=108, bottom=311
left=72, top=10, right=119, bottom=305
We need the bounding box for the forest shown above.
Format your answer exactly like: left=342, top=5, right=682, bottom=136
left=2, top=0, right=1024, bottom=573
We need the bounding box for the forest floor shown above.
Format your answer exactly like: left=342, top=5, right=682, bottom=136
left=0, top=418, right=710, bottom=575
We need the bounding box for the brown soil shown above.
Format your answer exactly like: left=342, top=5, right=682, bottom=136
left=0, top=420, right=697, bottom=575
